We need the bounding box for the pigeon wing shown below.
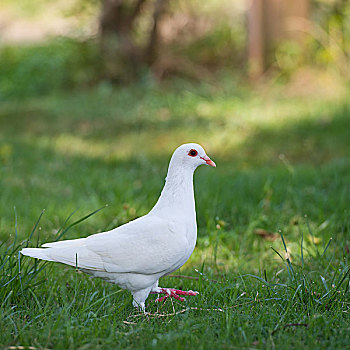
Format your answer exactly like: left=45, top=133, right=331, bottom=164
left=28, top=215, right=188, bottom=274
left=85, top=215, right=188, bottom=274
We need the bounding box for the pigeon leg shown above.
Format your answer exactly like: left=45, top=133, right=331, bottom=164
left=132, top=300, right=146, bottom=312
left=151, top=287, right=199, bottom=303
left=132, top=287, right=153, bottom=313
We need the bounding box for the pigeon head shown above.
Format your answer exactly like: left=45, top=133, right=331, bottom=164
left=170, top=143, right=216, bottom=171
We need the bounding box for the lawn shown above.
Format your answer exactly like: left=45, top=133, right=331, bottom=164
left=0, top=78, right=349, bottom=349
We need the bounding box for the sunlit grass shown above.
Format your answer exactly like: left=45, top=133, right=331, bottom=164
left=0, top=79, right=349, bottom=349
left=2, top=80, right=348, bottom=164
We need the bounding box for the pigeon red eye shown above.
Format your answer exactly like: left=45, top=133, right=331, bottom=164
left=188, top=149, right=198, bottom=157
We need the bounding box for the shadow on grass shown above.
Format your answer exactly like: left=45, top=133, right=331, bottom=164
left=1, top=92, right=349, bottom=169
left=0, top=90, right=349, bottom=265
left=235, top=104, right=350, bottom=166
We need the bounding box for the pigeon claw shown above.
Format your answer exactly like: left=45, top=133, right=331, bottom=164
left=154, top=288, right=199, bottom=303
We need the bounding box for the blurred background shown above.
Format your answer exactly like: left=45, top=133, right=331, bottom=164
left=0, top=0, right=349, bottom=269
left=1, top=0, right=349, bottom=94
left=1, top=3, right=349, bottom=347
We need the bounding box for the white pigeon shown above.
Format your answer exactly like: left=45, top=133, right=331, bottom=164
left=21, top=143, right=216, bottom=311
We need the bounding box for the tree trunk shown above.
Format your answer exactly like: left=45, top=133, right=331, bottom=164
left=247, top=0, right=265, bottom=78
left=99, top=0, right=168, bottom=82
left=145, top=0, right=169, bottom=66
left=248, top=0, right=309, bottom=78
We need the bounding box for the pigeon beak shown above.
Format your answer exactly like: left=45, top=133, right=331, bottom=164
left=201, top=155, right=216, bottom=167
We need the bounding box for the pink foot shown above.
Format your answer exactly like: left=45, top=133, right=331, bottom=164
left=151, top=288, right=199, bottom=303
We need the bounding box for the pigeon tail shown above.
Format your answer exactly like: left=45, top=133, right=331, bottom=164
left=42, top=239, right=86, bottom=249
left=21, top=248, right=54, bottom=262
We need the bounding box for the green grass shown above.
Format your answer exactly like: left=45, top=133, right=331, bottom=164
left=0, top=78, right=349, bottom=349
left=0, top=38, right=101, bottom=100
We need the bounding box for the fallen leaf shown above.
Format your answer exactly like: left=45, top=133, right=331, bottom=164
left=254, top=228, right=279, bottom=241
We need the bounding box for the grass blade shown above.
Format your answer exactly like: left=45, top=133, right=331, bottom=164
left=300, top=227, right=304, bottom=268
left=279, top=231, right=295, bottom=280
left=27, top=209, right=45, bottom=244
left=320, top=275, right=329, bottom=292
left=54, top=205, right=107, bottom=242
left=321, top=238, right=333, bottom=257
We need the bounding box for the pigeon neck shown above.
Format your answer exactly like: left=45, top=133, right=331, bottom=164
left=151, top=161, right=196, bottom=217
